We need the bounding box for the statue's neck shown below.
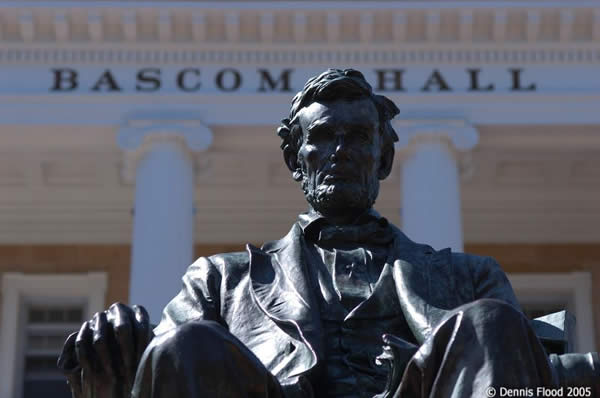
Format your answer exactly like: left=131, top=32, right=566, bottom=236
left=308, top=206, right=371, bottom=226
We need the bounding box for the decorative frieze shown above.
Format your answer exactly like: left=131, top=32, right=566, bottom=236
left=526, top=10, right=540, bottom=43
left=293, top=12, right=307, bottom=43
left=18, top=10, right=34, bottom=42
left=122, top=9, right=137, bottom=42
left=359, top=13, right=374, bottom=43
left=260, top=12, right=274, bottom=43
left=593, top=9, right=600, bottom=41
left=87, top=10, right=103, bottom=42
left=1, top=4, right=598, bottom=45
left=458, top=10, right=473, bottom=42
left=157, top=10, right=172, bottom=43
left=53, top=10, right=69, bottom=42
left=326, top=12, right=340, bottom=43
left=191, top=12, right=206, bottom=42
left=426, top=11, right=441, bottom=42
left=559, top=9, right=574, bottom=43
left=493, top=10, right=508, bottom=42
left=224, top=12, right=240, bottom=42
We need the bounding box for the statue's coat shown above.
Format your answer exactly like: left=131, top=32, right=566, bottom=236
left=153, top=221, right=520, bottom=391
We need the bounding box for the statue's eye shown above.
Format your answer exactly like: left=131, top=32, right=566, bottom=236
left=306, top=126, right=331, bottom=143
left=351, top=129, right=370, bottom=142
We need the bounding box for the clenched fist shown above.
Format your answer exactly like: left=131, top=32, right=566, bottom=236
left=57, top=303, right=153, bottom=398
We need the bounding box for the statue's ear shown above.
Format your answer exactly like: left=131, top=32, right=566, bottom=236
left=377, top=145, right=394, bottom=180
left=283, top=144, right=303, bottom=181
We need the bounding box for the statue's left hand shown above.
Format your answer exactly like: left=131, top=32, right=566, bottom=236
left=57, top=303, right=153, bottom=398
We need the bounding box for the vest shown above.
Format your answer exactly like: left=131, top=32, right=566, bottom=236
left=307, top=243, right=416, bottom=398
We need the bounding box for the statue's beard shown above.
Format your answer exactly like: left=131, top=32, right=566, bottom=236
left=301, top=174, right=379, bottom=216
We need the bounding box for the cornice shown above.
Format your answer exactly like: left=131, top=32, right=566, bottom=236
left=0, top=3, right=598, bottom=47
left=1, top=2, right=598, bottom=65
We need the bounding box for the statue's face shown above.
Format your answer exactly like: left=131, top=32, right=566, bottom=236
left=296, top=97, right=382, bottom=217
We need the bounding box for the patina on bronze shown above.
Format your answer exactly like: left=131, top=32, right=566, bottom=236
left=58, top=69, right=599, bottom=398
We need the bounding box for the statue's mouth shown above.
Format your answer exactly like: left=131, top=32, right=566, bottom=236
left=322, top=174, right=351, bottom=183
left=321, top=165, right=355, bottom=183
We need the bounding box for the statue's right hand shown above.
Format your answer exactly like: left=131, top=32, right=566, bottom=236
left=57, top=303, right=153, bottom=398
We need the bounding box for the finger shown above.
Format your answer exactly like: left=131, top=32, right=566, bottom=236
left=58, top=332, right=84, bottom=398
left=108, top=303, right=135, bottom=384
left=75, top=321, right=96, bottom=397
left=132, top=305, right=152, bottom=364
left=92, top=311, right=114, bottom=378
left=58, top=332, right=80, bottom=372
left=75, top=321, right=94, bottom=374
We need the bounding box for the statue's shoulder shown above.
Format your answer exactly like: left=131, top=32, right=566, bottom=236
left=451, top=251, right=493, bottom=268
left=206, top=251, right=250, bottom=267
left=450, top=251, right=513, bottom=296
left=200, top=251, right=252, bottom=278
left=450, top=251, right=503, bottom=273
left=183, top=251, right=251, bottom=282
left=189, top=224, right=300, bottom=279
left=387, top=222, right=501, bottom=274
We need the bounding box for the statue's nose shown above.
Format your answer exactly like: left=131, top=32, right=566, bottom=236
left=332, top=135, right=350, bottom=161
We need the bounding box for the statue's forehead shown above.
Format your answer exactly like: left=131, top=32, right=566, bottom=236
left=297, top=98, right=378, bottom=127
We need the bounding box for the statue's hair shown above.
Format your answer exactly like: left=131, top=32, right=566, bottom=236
left=277, top=68, right=399, bottom=172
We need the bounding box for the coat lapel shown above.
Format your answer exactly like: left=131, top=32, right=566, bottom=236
left=390, top=227, right=461, bottom=344
left=344, top=262, right=402, bottom=320
left=248, top=224, right=323, bottom=377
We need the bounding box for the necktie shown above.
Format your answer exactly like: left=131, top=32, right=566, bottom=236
left=318, top=219, right=394, bottom=246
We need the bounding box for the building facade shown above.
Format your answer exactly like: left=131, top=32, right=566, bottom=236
left=0, top=1, right=599, bottom=397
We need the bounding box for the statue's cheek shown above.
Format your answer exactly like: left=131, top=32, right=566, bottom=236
left=300, top=145, right=321, bottom=165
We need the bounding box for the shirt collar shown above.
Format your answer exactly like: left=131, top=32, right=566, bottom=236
left=298, top=208, right=389, bottom=242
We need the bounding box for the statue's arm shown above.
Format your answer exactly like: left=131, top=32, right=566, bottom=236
left=153, top=255, right=223, bottom=335
left=466, top=254, right=521, bottom=310
left=58, top=256, right=224, bottom=398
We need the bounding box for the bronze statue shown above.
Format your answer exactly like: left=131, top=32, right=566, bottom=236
left=58, top=69, right=599, bottom=398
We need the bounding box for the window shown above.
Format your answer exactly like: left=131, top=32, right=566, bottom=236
left=508, top=272, right=595, bottom=353
left=23, top=305, right=84, bottom=398
left=0, top=273, right=107, bottom=398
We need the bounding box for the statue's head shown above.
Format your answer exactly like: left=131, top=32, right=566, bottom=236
left=278, top=69, right=399, bottom=221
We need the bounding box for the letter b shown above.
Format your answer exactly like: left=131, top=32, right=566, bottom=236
left=51, top=68, right=78, bottom=91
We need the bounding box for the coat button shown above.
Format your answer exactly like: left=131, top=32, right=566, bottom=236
left=285, top=341, right=296, bottom=354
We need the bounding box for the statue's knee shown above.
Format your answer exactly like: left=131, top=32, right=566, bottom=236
left=462, top=298, right=520, bottom=312
left=169, top=320, right=228, bottom=345
left=145, top=320, right=231, bottom=365
left=458, top=298, right=526, bottom=327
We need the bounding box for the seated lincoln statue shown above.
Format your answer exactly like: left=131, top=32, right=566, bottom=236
left=59, top=69, right=599, bottom=398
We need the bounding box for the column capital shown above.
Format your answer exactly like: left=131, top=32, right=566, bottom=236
left=394, top=119, right=479, bottom=152
left=394, top=119, right=479, bottom=180
left=117, top=114, right=213, bottom=182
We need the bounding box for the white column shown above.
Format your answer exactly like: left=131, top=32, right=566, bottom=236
left=395, top=121, right=478, bottom=252
left=118, top=120, right=212, bottom=322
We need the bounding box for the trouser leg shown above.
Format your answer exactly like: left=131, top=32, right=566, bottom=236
left=131, top=320, right=283, bottom=398
left=396, top=299, right=557, bottom=398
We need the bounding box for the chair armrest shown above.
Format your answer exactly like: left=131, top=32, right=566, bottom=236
left=531, top=310, right=576, bottom=354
